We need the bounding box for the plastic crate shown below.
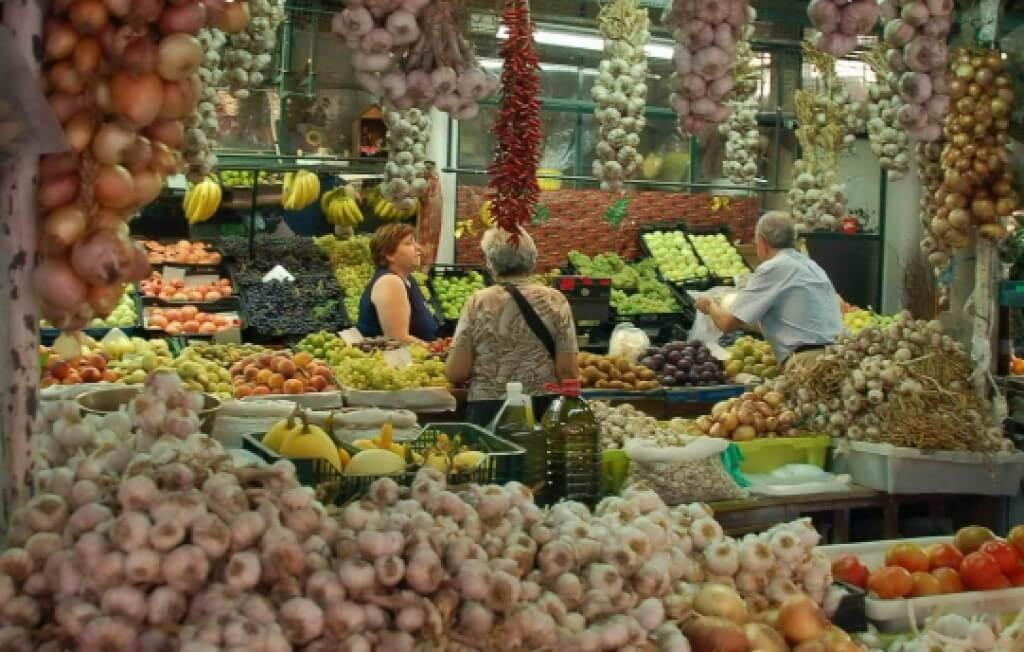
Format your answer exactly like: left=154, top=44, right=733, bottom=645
left=428, top=264, right=492, bottom=333
left=663, top=384, right=747, bottom=403
left=684, top=225, right=752, bottom=286
left=842, top=441, right=1024, bottom=495
left=637, top=225, right=713, bottom=289
left=242, top=435, right=345, bottom=503
left=733, top=435, right=831, bottom=474
left=414, top=422, right=526, bottom=485
left=554, top=276, right=612, bottom=324
left=40, top=290, right=143, bottom=345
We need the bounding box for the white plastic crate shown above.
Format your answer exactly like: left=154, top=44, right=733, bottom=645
left=842, top=441, right=1024, bottom=495
left=822, top=537, right=1024, bottom=633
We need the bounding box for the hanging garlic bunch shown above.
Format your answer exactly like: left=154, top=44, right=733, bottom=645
left=224, top=0, right=285, bottom=99
left=719, top=33, right=761, bottom=184
left=863, top=46, right=911, bottom=181
left=591, top=0, right=650, bottom=191
left=663, top=0, right=754, bottom=136
left=381, top=107, right=431, bottom=208
left=837, top=86, right=867, bottom=147
left=918, top=139, right=953, bottom=287
left=787, top=160, right=847, bottom=231
left=182, top=27, right=228, bottom=181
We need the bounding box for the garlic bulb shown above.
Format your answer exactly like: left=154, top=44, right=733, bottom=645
left=663, top=0, right=754, bottom=135
left=223, top=0, right=285, bottom=100
left=719, top=34, right=760, bottom=184
left=807, top=0, right=879, bottom=57
left=381, top=106, right=431, bottom=207
left=182, top=27, right=228, bottom=182
left=917, top=140, right=952, bottom=297
left=864, top=48, right=911, bottom=181
left=787, top=160, right=846, bottom=232
left=591, top=401, right=691, bottom=448
left=592, top=0, right=650, bottom=191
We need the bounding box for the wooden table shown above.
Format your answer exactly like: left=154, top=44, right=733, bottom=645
left=709, top=486, right=949, bottom=543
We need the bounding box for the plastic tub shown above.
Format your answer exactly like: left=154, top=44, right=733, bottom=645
left=843, top=441, right=1024, bottom=495
left=79, top=385, right=221, bottom=432
left=822, top=537, right=1024, bottom=632
left=735, top=435, right=831, bottom=474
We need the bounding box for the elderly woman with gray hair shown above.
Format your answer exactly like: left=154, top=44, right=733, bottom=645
left=694, top=211, right=843, bottom=370
left=446, top=227, right=579, bottom=426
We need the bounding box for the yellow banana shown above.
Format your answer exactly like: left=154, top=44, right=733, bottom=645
left=183, top=178, right=222, bottom=224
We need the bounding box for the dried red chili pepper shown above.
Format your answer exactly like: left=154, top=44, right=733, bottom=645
left=486, top=0, right=542, bottom=242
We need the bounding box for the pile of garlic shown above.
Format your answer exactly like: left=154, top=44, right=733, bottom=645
left=224, top=0, right=285, bottom=100
left=865, top=613, right=1022, bottom=651
left=592, top=0, right=650, bottom=191
left=182, top=27, right=228, bottom=182
left=590, top=401, right=686, bottom=449
left=382, top=106, right=431, bottom=208
left=787, top=160, right=847, bottom=231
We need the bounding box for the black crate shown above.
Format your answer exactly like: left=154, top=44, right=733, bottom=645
left=684, top=225, right=753, bottom=286
left=553, top=276, right=611, bottom=325
left=134, top=239, right=225, bottom=273
left=40, top=290, right=143, bottom=345
left=637, top=225, right=714, bottom=289
left=242, top=435, right=347, bottom=504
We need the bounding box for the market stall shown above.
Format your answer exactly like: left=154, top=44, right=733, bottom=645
left=3, top=0, right=1024, bottom=647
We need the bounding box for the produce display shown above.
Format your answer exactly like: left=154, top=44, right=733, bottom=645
left=432, top=271, right=486, bottom=320
left=591, top=0, right=649, bottom=191
left=222, top=0, right=285, bottom=98
left=569, top=252, right=680, bottom=315
left=871, top=612, right=1024, bottom=651
left=320, top=184, right=366, bottom=229
left=182, top=27, right=227, bottom=181
left=297, top=332, right=448, bottom=390
left=689, top=233, right=749, bottom=280
left=281, top=170, right=321, bottom=211
left=367, top=185, right=420, bottom=222
left=643, top=230, right=709, bottom=284
left=382, top=107, right=431, bottom=206
left=182, top=177, right=223, bottom=225
left=769, top=311, right=1010, bottom=452
left=663, top=0, right=754, bottom=135
left=806, top=0, right=879, bottom=56
left=696, top=387, right=797, bottom=440
left=611, top=283, right=680, bottom=315
left=863, top=45, right=911, bottom=181
left=237, top=274, right=347, bottom=338
left=229, top=350, right=338, bottom=397
left=314, top=234, right=374, bottom=322
left=917, top=140, right=953, bottom=283
left=139, top=271, right=234, bottom=303
left=144, top=241, right=222, bottom=267
left=330, top=0, right=496, bottom=118
left=720, top=35, right=761, bottom=185
left=592, top=401, right=689, bottom=448
left=842, top=309, right=897, bottom=334
left=262, top=410, right=347, bottom=471
left=640, top=341, right=726, bottom=387
left=579, top=352, right=660, bottom=390
left=567, top=251, right=644, bottom=289
left=40, top=349, right=119, bottom=387
left=100, top=335, right=175, bottom=385
left=724, top=335, right=777, bottom=379
left=41, top=285, right=137, bottom=330
left=144, top=306, right=241, bottom=335
left=170, top=350, right=235, bottom=397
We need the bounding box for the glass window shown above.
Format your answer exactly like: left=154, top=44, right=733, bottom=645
left=457, top=105, right=498, bottom=170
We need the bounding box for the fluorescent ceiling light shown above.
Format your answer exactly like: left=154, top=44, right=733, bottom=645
left=496, top=25, right=674, bottom=60
left=479, top=57, right=590, bottom=74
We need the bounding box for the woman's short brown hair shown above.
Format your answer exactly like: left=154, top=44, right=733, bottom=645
left=370, top=224, right=417, bottom=268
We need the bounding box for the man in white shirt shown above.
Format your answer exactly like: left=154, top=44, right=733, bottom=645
left=694, top=211, right=843, bottom=369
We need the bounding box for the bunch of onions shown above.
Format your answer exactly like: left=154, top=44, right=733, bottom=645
left=807, top=0, right=879, bottom=56
left=719, top=38, right=762, bottom=184
left=381, top=106, right=431, bottom=208
left=878, top=0, right=954, bottom=142
left=36, top=0, right=250, bottom=333
left=181, top=27, right=227, bottom=181
left=222, top=0, right=283, bottom=98
left=933, top=48, right=1018, bottom=245
left=592, top=0, right=650, bottom=191
left=663, top=0, right=754, bottom=136
left=331, top=0, right=498, bottom=119
left=864, top=47, right=911, bottom=181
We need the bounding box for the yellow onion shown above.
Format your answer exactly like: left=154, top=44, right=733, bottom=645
left=778, top=595, right=829, bottom=644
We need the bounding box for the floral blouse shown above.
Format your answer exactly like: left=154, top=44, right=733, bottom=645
left=451, top=280, right=578, bottom=401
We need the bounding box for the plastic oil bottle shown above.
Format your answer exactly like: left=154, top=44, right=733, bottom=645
left=490, top=382, right=545, bottom=490
left=541, top=379, right=600, bottom=505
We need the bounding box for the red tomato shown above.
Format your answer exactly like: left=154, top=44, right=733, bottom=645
left=980, top=540, right=1021, bottom=574
left=840, top=217, right=859, bottom=235
left=909, top=572, right=942, bottom=597
left=932, top=567, right=964, bottom=594
left=925, top=543, right=964, bottom=571
left=961, top=551, right=1005, bottom=591
left=885, top=543, right=930, bottom=573
left=1007, top=567, right=1024, bottom=587
left=831, top=555, right=869, bottom=589
left=867, top=565, right=914, bottom=599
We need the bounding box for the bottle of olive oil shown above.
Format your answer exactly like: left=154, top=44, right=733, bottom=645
left=542, top=379, right=600, bottom=505
left=490, top=383, right=545, bottom=489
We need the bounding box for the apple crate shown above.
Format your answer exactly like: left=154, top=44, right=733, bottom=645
left=427, top=264, right=493, bottom=335
left=684, top=226, right=752, bottom=286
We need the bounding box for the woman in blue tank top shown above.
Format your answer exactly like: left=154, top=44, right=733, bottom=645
left=356, top=224, right=438, bottom=346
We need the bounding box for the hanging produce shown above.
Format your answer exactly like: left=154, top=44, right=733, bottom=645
left=381, top=106, right=431, bottom=209
left=182, top=27, right=228, bottom=181
left=863, top=45, right=911, bottom=181
left=787, top=44, right=855, bottom=231
left=719, top=30, right=761, bottom=184
left=591, top=0, right=650, bottom=191
left=877, top=0, right=953, bottom=142
left=35, top=0, right=250, bottom=333
left=663, top=0, right=754, bottom=136
left=182, top=177, right=223, bottom=225
left=222, top=0, right=284, bottom=99
left=487, top=0, right=542, bottom=237
left=806, top=0, right=879, bottom=56
left=768, top=311, right=1010, bottom=452
left=281, top=170, right=321, bottom=211
left=933, top=47, right=1017, bottom=245
left=917, top=140, right=953, bottom=304
left=330, top=0, right=498, bottom=117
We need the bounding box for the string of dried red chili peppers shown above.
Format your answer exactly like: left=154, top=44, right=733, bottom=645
left=486, top=0, right=542, bottom=241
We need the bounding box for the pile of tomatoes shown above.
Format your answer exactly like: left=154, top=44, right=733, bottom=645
left=832, top=525, right=1024, bottom=599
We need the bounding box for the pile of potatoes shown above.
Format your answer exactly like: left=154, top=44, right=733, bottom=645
left=579, top=352, right=659, bottom=390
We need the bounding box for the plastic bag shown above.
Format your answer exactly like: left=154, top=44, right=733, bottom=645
left=0, top=27, right=65, bottom=160
left=688, top=286, right=742, bottom=361
left=623, top=437, right=746, bottom=504
left=608, top=323, right=650, bottom=362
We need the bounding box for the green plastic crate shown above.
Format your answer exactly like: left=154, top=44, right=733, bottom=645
left=734, top=435, right=831, bottom=474
left=415, top=422, right=526, bottom=486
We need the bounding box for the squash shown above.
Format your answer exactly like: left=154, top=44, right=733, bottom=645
left=280, top=419, right=344, bottom=471
left=345, top=449, right=406, bottom=476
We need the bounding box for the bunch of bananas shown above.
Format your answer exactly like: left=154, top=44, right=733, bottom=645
left=369, top=187, right=419, bottom=222
left=183, top=177, right=222, bottom=224
left=320, top=185, right=364, bottom=227
left=281, top=170, right=321, bottom=211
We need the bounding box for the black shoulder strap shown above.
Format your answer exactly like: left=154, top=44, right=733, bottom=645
left=502, top=283, right=557, bottom=360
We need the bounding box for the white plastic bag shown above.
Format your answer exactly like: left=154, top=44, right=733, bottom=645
left=623, top=437, right=745, bottom=504
left=608, top=323, right=650, bottom=362
left=688, top=286, right=741, bottom=361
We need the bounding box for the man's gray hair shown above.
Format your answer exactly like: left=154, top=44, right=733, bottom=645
left=480, top=226, right=538, bottom=278
left=756, top=211, right=798, bottom=249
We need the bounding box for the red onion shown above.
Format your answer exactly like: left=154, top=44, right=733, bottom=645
left=34, top=257, right=89, bottom=311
